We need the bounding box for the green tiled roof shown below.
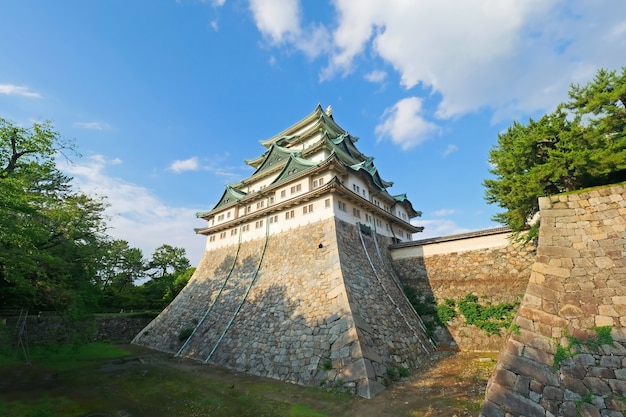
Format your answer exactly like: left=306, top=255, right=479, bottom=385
left=208, top=185, right=247, bottom=212
left=271, top=154, right=318, bottom=185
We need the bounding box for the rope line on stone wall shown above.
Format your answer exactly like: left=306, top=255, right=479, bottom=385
left=204, top=215, right=270, bottom=363
left=176, top=223, right=245, bottom=357
left=371, top=221, right=435, bottom=349
left=357, top=223, right=430, bottom=355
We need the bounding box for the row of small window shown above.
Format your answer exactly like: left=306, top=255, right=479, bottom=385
left=209, top=200, right=331, bottom=241
left=337, top=200, right=389, bottom=230
left=215, top=178, right=328, bottom=223
left=352, top=184, right=368, bottom=199
left=279, top=183, right=302, bottom=198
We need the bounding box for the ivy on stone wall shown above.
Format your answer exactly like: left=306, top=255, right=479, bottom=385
left=456, top=294, right=519, bottom=335
left=553, top=326, right=614, bottom=370
left=403, top=287, right=521, bottom=338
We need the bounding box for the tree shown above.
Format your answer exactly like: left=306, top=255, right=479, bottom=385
left=484, top=67, right=626, bottom=239
left=147, top=244, right=190, bottom=279
left=97, top=240, right=146, bottom=292
left=141, top=245, right=191, bottom=309
left=0, top=118, right=108, bottom=313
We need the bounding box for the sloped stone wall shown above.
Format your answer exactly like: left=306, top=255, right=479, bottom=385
left=481, top=183, right=626, bottom=417
left=393, top=243, right=535, bottom=350
left=133, top=218, right=434, bottom=398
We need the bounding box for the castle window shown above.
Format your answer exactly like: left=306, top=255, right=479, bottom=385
left=325, top=199, right=330, bottom=208
left=231, top=228, right=237, bottom=236
left=303, top=204, right=313, bottom=214
left=312, top=177, right=325, bottom=189
left=353, top=208, right=361, bottom=218
left=285, top=210, right=295, bottom=219
left=281, top=190, right=286, bottom=198
left=338, top=201, right=347, bottom=212
left=290, top=184, right=302, bottom=194
left=243, top=224, right=250, bottom=232
left=227, top=211, right=231, bottom=218
left=269, top=197, right=274, bottom=204
left=269, top=215, right=278, bottom=224
left=255, top=220, right=264, bottom=229
left=257, top=201, right=265, bottom=209
left=209, top=235, right=216, bottom=242
left=365, top=214, right=372, bottom=223
left=219, top=232, right=226, bottom=239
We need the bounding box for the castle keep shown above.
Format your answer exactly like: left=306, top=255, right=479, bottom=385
left=133, top=105, right=435, bottom=398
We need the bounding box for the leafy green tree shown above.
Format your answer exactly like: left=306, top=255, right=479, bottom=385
left=147, top=244, right=190, bottom=279
left=140, top=245, right=191, bottom=309
left=484, top=67, right=626, bottom=239
left=162, top=267, right=195, bottom=304
left=0, top=118, right=108, bottom=313
left=96, top=239, right=147, bottom=309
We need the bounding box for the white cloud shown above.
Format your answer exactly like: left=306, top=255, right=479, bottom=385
left=375, top=97, right=438, bottom=150
left=170, top=156, right=200, bottom=173
left=254, top=1, right=626, bottom=123
left=0, top=84, right=42, bottom=98
left=412, top=218, right=472, bottom=240
left=364, top=70, right=387, bottom=83
left=442, top=144, right=458, bottom=157
left=432, top=209, right=456, bottom=217
left=249, top=0, right=301, bottom=44
left=73, top=121, right=111, bottom=130
left=60, top=155, right=206, bottom=265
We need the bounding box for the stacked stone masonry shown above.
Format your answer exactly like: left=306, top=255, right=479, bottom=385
left=133, top=218, right=434, bottom=399
left=481, top=183, right=626, bottom=417
left=393, top=243, right=535, bottom=351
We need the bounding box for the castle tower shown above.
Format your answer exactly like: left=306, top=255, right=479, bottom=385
left=133, top=105, right=435, bottom=398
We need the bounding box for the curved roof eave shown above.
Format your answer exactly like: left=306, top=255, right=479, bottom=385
left=259, top=105, right=347, bottom=148
left=270, top=153, right=319, bottom=185
left=205, top=185, right=247, bottom=214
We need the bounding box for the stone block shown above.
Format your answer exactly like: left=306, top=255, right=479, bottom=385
left=543, top=385, right=564, bottom=400
left=501, top=352, right=560, bottom=386
left=583, top=376, right=613, bottom=396
left=480, top=400, right=506, bottom=417
left=533, top=262, right=571, bottom=278
left=579, top=402, right=602, bottom=417
left=493, top=368, right=517, bottom=388
left=600, top=355, right=622, bottom=368
left=608, top=379, right=626, bottom=396
left=488, top=381, right=547, bottom=416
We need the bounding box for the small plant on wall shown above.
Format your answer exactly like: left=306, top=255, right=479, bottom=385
left=553, top=326, right=614, bottom=370
left=456, top=294, right=519, bottom=335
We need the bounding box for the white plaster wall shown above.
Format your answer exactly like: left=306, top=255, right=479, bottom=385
left=390, top=231, right=513, bottom=260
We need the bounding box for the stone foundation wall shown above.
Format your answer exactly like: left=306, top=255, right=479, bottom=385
left=392, top=243, right=535, bottom=350
left=2, top=316, right=153, bottom=345
left=133, top=218, right=434, bottom=398
left=481, top=183, right=626, bottom=417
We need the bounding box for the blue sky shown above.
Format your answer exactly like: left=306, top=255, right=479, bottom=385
left=1, top=1, right=625, bottom=266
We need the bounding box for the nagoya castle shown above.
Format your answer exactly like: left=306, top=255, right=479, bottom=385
left=134, top=105, right=435, bottom=398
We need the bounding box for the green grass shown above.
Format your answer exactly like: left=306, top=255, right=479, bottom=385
left=288, top=404, right=328, bottom=416
left=0, top=342, right=348, bottom=417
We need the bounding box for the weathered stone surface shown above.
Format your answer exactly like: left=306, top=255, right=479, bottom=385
left=482, top=183, right=626, bottom=416
left=133, top=218, right=435, bottom=398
